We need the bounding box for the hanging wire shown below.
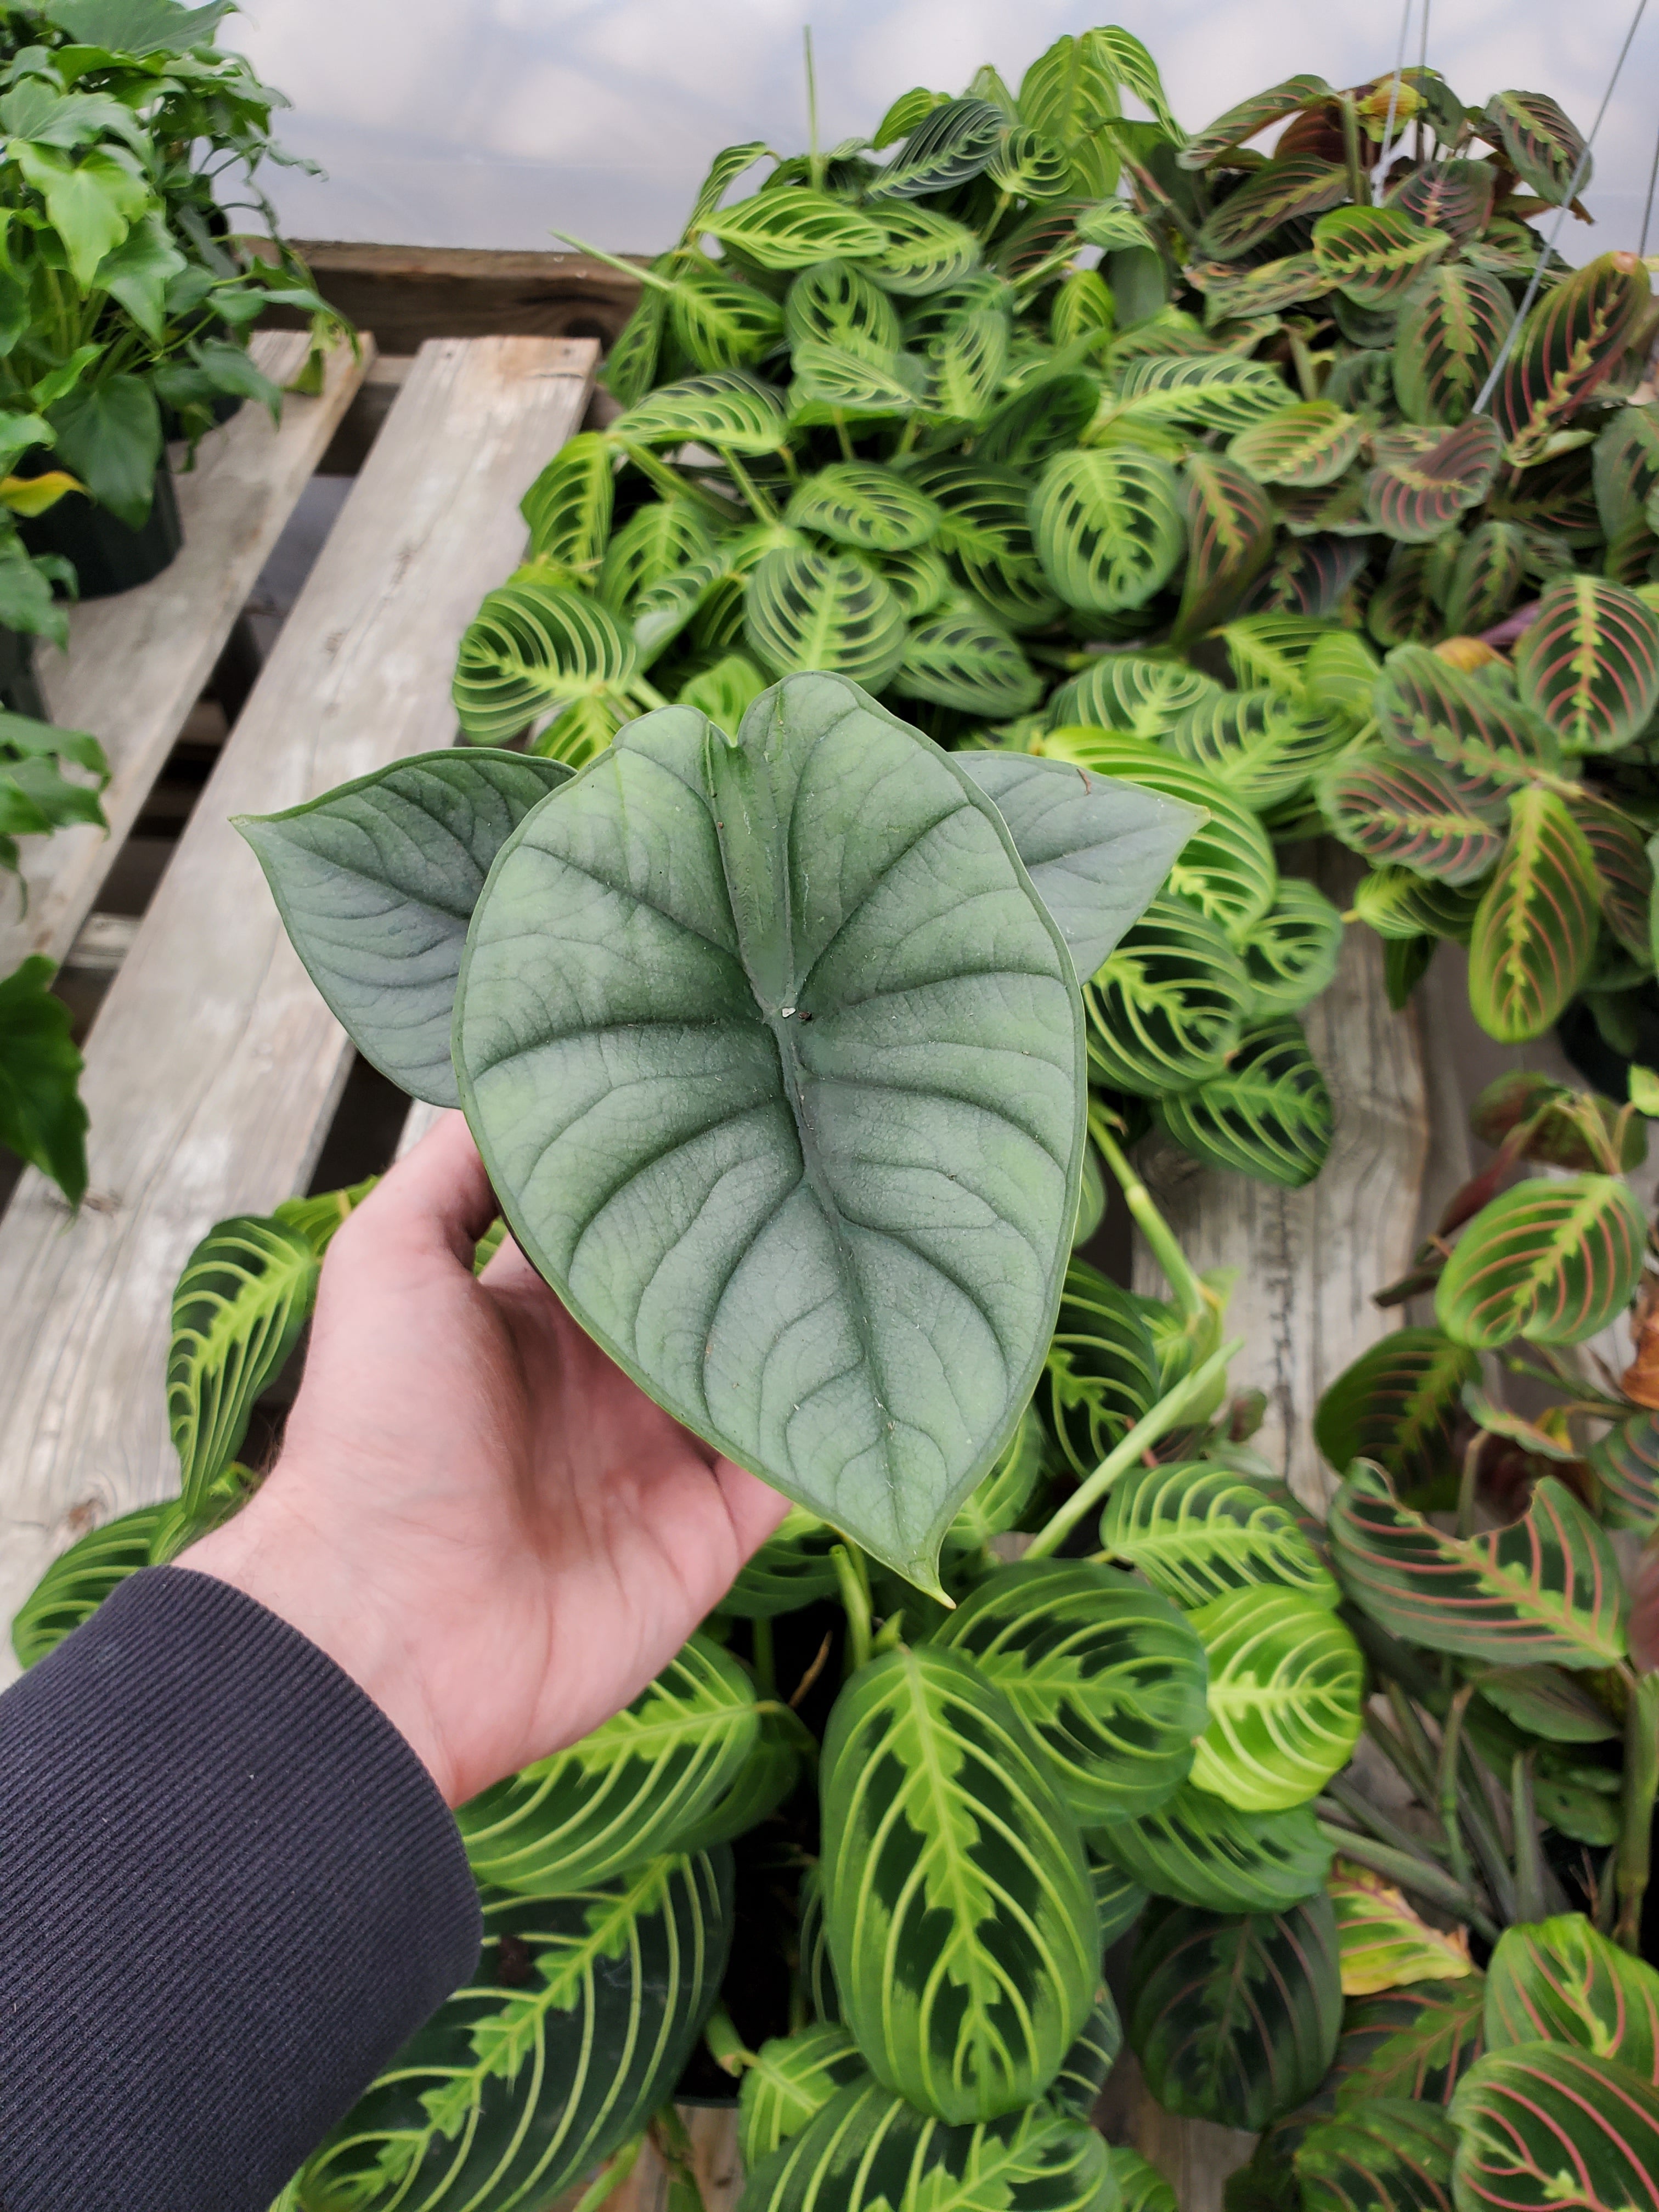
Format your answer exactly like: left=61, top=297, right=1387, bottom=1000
left=1640, top=108, right=1659, bottom=256
left=1474, top=0, right=1651, bottom=413
left=1370, top=0, right=1418, bottom=198
left=1414, top=0, right=1432, bottom=159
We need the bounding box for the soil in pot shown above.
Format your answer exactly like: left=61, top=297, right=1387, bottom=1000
left=18, top=459, right=182, bottom=599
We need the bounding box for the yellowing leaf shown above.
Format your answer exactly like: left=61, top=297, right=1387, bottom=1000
left=0, top=470, right=81, bottom=516
left=1329, top=1858, right=1472, bottom=1995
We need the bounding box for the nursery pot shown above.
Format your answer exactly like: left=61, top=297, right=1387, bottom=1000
left=0, top=626, right=47, bottom=719
left=19, top=459, right=183, bottom=599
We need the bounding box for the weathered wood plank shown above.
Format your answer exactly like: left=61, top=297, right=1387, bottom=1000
left=0, top=337, right=596, bottom=1678
left=0, top=329, right=370, bottom=978
left=251, top=239, right=644, bottom=354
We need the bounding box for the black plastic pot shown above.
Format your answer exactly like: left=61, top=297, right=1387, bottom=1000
left=19, top=460, right=183, bottom=599
left=0, top=625, right=47, bottom=718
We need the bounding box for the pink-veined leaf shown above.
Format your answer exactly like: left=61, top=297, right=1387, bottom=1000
left=1375, top=645, right=1556, bottom=798
left=1435, top=1172, right=1647, bottom=1348
left=1366, top=417, right=1503, bottom=544
left=1493, top=252, right=1649, bottom=466
left=1515, top=573, right=1659, bottom=754
left=1185, top=253, right=1331, bottom=319
left=1312, top=207, right=1448, bottom=309
left=1328, top=1860, right=1472, bottom=1996
left=1466, top=787, right=1599, bottom=1042
left=1321, top=755, right=1505, bottom=885
left=1481, top=90, right=1589, bottom=206
left=1228, top=400, right=1363, bottom=488
left=1450, top=2044, right=1659, bottom=2212
left=1314, top=1327, right=1479, bottom=1503
left=1388, top=160, right=1495, bottom=244
left=1393, top=267, right=1514, bottom=427
left=1566, top=790, right=1653, bottom=957
left=1174, top=453, right=1274, bottom=642
left=1197, top=156, right=1350, bottom=261
left=1180, top=76, right=1334, bottom=169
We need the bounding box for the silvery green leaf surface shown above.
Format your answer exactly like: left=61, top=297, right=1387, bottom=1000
left=453, top=674, right=1085, bottom=1587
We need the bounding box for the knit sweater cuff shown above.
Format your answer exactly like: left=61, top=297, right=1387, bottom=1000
left=0, top=1564, right=482, bottom=2212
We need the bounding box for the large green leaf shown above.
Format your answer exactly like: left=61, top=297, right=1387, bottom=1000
left=0, top=952, right=88, bottom=1205
left=785, top=260, right=905, bottom=357
left=456, top=1634, right=759, bottom=1891
left=1374, top=645, right=1555, bottom=796
left=1328, top=1465, right=1629, bottom=1669
left=1113, top=353, right=1299, bottom=437
left=300, top=1852, right=732, bottom=2210
left=10, top=1498, right=172, bottom=1668
left=1435, top=1173, right=1647, bottom=1348
left=1467, top=789, right=1599, bottom=1044
left=1128, top=1893, right=1342, bottom=2130
left=1515, top=574, right=1659, bottom=755
left=951, top=752, right=1201, bottom=984
left=1449, top=2042, right=1659, bottom=2212
left=933, top=1558, right=1209, bottom=1822
left=1186, top=1585, right=1362, bottom=1812
left=819, top=1643, right=1098, bottom=2123
left=1492, top=252, right=1649, bottom=466
left=167, top=1212, right=318, bottom=1515
left=452, top=580, right=637, bottom=751
left=1393, top=267, right=1513, bottom=427
left=1031, top=447, right=1185, bottom=616
left=1092, top=1784, right=1333, bottom=1914
left=742, top=546, right=909, bottom=687
left=1320, top=755, right=1505, bottom=887
left=519, top=431, right=614, bottom=575
left=738, top=2024, right=870, bottom=2171
left=738, top=2078, right=1113, bottom=2212
left=238, top=751, right=570, bottom=1107
left=1485, top=1916, right=1659, bottom=2083
left=1237, top=879, right=1345, bottom=1017
left=703, top=189, right=887, bottom=267
left=1081, top=892, right=1252, bottom=1097
left=1154, top=1018, right=1334, bottom=1189
left=614, top=369, right=789, bottom=452
left=1294, top=2102, right=1456, bottom=2212
left=453, top=676, right=1084, bottom=1585
left=598, top=499, right=718, bottom=613
left=669, top=268, right=787, bottom=371
left=1100, top=1457, right=1338, bottom=1611
left=1365, top=419, right=1502, bottom=544
left=867, top=204, right=984, bottom=296
left=1314, top=1328, right=1479, bottom=1503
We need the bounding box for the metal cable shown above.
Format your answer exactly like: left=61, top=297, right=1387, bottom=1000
left=1370, top=0, right=1418, bottom=197
left=1414, top=0, right=1432, bottom=157
left=1640, top=110, right=1659, bottom=256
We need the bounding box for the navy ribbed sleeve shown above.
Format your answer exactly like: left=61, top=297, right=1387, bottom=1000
left=0, top=1566, right=482, bottom=2211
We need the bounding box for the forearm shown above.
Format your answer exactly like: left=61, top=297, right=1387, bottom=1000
left=0, top=1567, right=481, bottom=2212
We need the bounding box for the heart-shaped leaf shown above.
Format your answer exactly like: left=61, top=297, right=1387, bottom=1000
left=1314, top=1327, right=1479, bottom=1502
left=301, top=1852, right=732, bottom=2212
left=1493, top=252, right=1649, bottom=466
left=1312, top=207, right=1448, bottom=308
left=614, top=367, right=789, bottom=451
left=1187, top=1585, right=1363, bottom=1811
left=1197, top=156, right=1349, bottom=261
left=456, top=1634, right=760, bottom=1891
left=867, top=203, right=984, bottom=295
left=703, top=188, right=887, bottom=266
left=1450, top=2042, right=1659, bottom=2212
left=933, top=1559, right=1209, bottom=1822
left=741, top=2078, right=1113, bottom=2212
left=1176, top=453, right=1275, bottom=641
left=452, top=580, right=637, bottom=748
left=520, top=430, right=615, bottom=574
left=1515, top=574, right=1659, bottom=754
left=10, top=1499, right=172, bottom=1669
left=1329, top=1465, right=1629, bottom=1668
left=889, top=606, right=1040, bottom=718
left=820, top=1643, right=1098, bottom=2123
left=1436, top=1172, right=1647, bottom=1347
left=1229, top=400, right=1364, bottom=488
left=455, top=676, right=1083, bottom=1585
left=238, top=751, right=571, bottom=1107
left=1294, top=2103, right=1457, bottom=2212
left=1031, top=445, right=1186, bottom=615
left=1328, top=1860, right=1472, bottom=1995
left=1482, top=90, right=1588, bottom=205
left=1153, top=1017, right=1334, bottom=1189
left=1485, top=1915, right=1659, bottom=2081
left=1099, top=1457, right=1338, bottom=1611
left=1320, top=755, right=1506, bottom=885
left=1366, top=417, right=1502, bottom=543
left=1467, top=788, right=1600, bottom=1043
left=743, top=546, right=910, bottom=687
left=1081, top=891, right=1252, bottom=1096
left=785, top=463, right=939, bottom=551
left=1128, top=1893, right=1342, bottom=2130
left=1589, top=1412, right=1659, bottom=1532
left=1170, top=686, right=1349, bottom=806
left=1092, top=1782, right=1333, bottom=1913
left=869, top=97, right=1007, bottom=201
left=1181, top=77, right=1334, bottom=168
left=1041, top=1261, right=1160, bottom=1477
left=1393, top=267, right=1513, bottom=427
left=1237, top=879, right=1345, bottom=1015
left=951, top=752, right=1203, bottom=983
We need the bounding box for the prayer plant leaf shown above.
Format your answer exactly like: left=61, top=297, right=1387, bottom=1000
left=743, top=546, right=910, bottom=689
left=1109, top=2148, right=1178, bottom=2212
left=785, top=464, right=939, bottom=552
left=1181, top=77, right=1334, bottom=170
left=1312, top=207, right=1448, bottom=309
left=1053, top=1984, right=1123, bottom=2119
left=950, top=752, right=1203, bottom=983
left=932, top=1558, right=1210, bottom=1822
left=1314, top=1327, right=1479, bottom=1503
left=868, top=98, right=1007, bottom=201
left=1041, top=1260, right=1160, bottom=1478
left=614, top=368, right=789, bottom=452
left=738, top=2025, right=870, bottom=2172
left=452, top=581, right=637, bottom=748
left=519, top=431, right=615, bottom=574
left=1328, top=1464, right=1629, bottom=1668
left=1153, top=1017, right=1334, bottom=1189
left=702, top=189, right=887, bottom=268
left=1294, top=2102, right=1457, bottom=2212
left=1435, top=1172, right=1647, bottom=1348
left=889, top=606, right=1040, bottom=720
left=1228, top=400, right=1364, bottom=489
left=1588, top=1412, right=1659, bottom=1532
left=1090, top=1785, right=1333, bottom=1914
left=1031, top=445, right=1186, bottom=616
left=1186, top=1584, right=1363, bottom=1811
left=1485, top=1915, right=1659, bottom=2082
left=1080, top=890, right=1251, bottom=1097
left=1365, top=417, right=1503, bottom=544
left=300, top=1851, right=732, bottom=2212
left=1374, top=644, right=1556, bottom=794
left=451, top=675, right=1085, bottom=1588
left=1168, top=687, right=1348, bottom=809
left=867, top=204, right=984, bottom=296
left=1514, top=573, right=1659, bottom=755
left=238, top=751, right=572, bottom=1108
left=721, top=1504, right=842, bottom=1617
left=1327, top=1860, right=1472, bottom=1996
left=1099, top=1457, right=1339, bottom=1611
left=11, top=1499, right=172, bottom=1668
left=1466, top=789, right=1600, bottom=1044
left=1195, top=156, right=1349, bottom=262
left=456, top=1634, right=760, bottom=1891
left=819, top=1643, right=1099, bottom=2124
left=1319, top=755, right=1506, bottom=887
left=1393, top=267, right=1513, bottom=428
left=1334, top=1979, right=1487, bottom=2107
left=1449, top=2042, right=1659, bottom=2212
left=1128, top=1893, right=1342, bottom=2131
left=1481, top=91, right=1588, bottom=207
left=1492, top=252, right=1649, bottom=467
left=1092, top=1855, right=1150, bottom=1951
left=1236, top=879, right=1345, bottom=1017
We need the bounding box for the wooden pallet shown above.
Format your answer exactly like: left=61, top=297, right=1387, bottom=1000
left=0, top=333, right=597, bottom=1679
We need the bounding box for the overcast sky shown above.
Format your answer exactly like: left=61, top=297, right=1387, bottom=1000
left=223, top=1, right=1659, bottom=257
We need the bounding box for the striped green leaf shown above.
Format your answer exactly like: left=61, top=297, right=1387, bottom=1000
left=1568, top=792, right=1652, bottom=958
left=786, top=464, right=939, bottom=552
left=1588, top=1412, right=1659, bottom=1531
left=1186, top=251, right=1329, bottom=319
left=1472, top=1665, right=1618, bottom=1744
left=1321, top=755, right=1505, bottom=886
left=11, top=1499, right=172, bottom=1668
left=1182, top=76, right=1332, bottom=167
left=820, top=1643, right=1098, bottom=2123
left=1045, top=656, right=1222, bottom=741
left=1169, top=686, right=1348, bottom=807
left=600, top=278, right=666, bottom=408
left=722, top=1505, right=842, bottom=1617
left=783, top=260, right=903, bottom=357
left=520, top=431, right=614, bottom=575
left=1037, top=738, right=1277, bottom=938
left=890, top=606, right=1039, bottom=718
left=1313, top=208, right=1447, bottom=309
left=1393, top=267, right=1513, bottom=427
left=1031, top=446, right=1185, bottom=616
left=1314, top=1328, right=1479, bottom=1503
left=798, top=1867, right=839, bottom=2025
left=240, top=751, right=569, bottom=1108
left=669, top=268, right=786, bottom=371
left=1375, top=645, right=1555, bottom=796
left=977, top=374, right=1101, bottom=470
left=1187, top=1586, right=1362, bottom=1812
left=1082, top=891, right=1252, bottom=1097
left=1334, top=1979, right=1487, bottom=2107
left=1444, top=521, right=1530, bottom=635
left=1176, top=454, right=1275, bottom=642
left=167, top=1213, right=318, bottom=1514
left=1493, top=253, right=1649, bottom=467
left=1436, top=1172, right=1647, bottom=1347
left=987, top=126, right=1070, bottom=201
left=1092, top=1854, right=1151, bottom=1951
left=738, top=2025, right=869, bottom=2171
left=684, top=141, right=772, bottom=234
left=1390, top=160, right=1495, bottom=245
left=1352, top=865, right=1481, bottom=943
left=456, top=1634, right=760, bottom=1891
left=1294, top=2103, right=1455, bottom=2212
left=1128, top=1893, right=1342, bottom=2130
left=301, top=1853, right=731, bottom=2211
left=947, top=1407, right=1045, bottom=1552
left=928, top=302, right=1012, bottom=424
left=452, top=580, right=637, bottom=748
left=1197, top=156, right=1349, bottom=261
left=1110, top=2149, right=1177, bottom=2212
left=704, top=189, right=885, bottom=267
left=615, top=368, right=788, bottom=452
left=1099, top=1458, right=1338, bottom=1611
left=1485, top=1915, right=1659, bottom=2081
left=599, top=500, right=719, bottom=613
left=952, top=751, right=1203, bottom=985
left=1595, top=405, right=1659, bottom=538
left=1042, top=1261, right=1160, bottom=1479
left=1329, top=1859, right=1473, bottom=1994
left=738, top=2078, right=1113, bottom=2212
left=1229, top=401, right=1363, bottom=489
left=1053, top=1984, right=1122, bottom=2118
left=1482, top=90, right=1588, bottom=206
left=1328, top=1464, right=1629, bottom=1668
left=1368, top=543, right=1444, bottom=648
left=742, top=546, right=909, bottom=687
left=1237, top=879, right=1345, bottom=1016
left=1367, top=418, right=1502, bottom=544
left=933, top=1559, right=1209, bottom=1822
left=913, top=460, right=1062, bottom=631
left=789, top=339, right=928, bottom=420
left=1515, top=574, right=1659, bottom=755
left=1113, top=353, right=1299, bottom=436
left=1449, top=2042, right=1659, bottom=2212
left=1017, top=30, right=1122, bottom=183
left=879, top=543, right=952, bottom=619
left=867, top=204, right=983, bottom=296
left=671, top=1705, right=802, bottom=1854
left=1153, top=1017, right=1334, bottom=1189
left=1093, top=1782, right=1332, bottom=1912
left=1468, top=788, right=1599, bottom=1043
left=869, top=97, right=1006, bottom=201
left=678, top=652, right=767, bottom=736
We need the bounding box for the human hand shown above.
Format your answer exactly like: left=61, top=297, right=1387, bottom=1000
left=179, top=1112, right=788, bottom=1806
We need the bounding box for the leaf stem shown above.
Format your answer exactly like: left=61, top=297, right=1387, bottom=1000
left=751, top=1615, right=776, bottom=1697
left=1438, top=1684, right=1481, bottom=1904
left=831, top=1543, right=873, bottom=1674
left=1340, top=94, right=1367, bottom=210
left=1616, top=1673, right=1659, bottom=1951
left=1324, top=1773, right=1452, bottom=1865
left=1024, top=1336, right=1242, bottom=1560
left=1090, top=1113, right=1207, bottom=1325
left=1512, top=1751, right=1547, bottom=1924
left=568, top=2138, right=645, bottom=2212
left=723, top=451, right=780, bottom=523
left=1314, top=1819, right=1499, bottom=1942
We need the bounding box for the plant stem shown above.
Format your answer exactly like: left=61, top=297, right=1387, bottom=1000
left=1025, top=1336, right=1242, bottom=1560
left=1384, top=1681, right=1441, bottom=1805
left=1315, top=1820, right=1500, bottom=1942
left=1324, top=1774, right=1452, bottom=1864
left=831, top=1543, right=873, bottom=1674
left=1090, top=1114, right=1207, bottom=1325
left=1438, top=1684, right=1481, bottom=1904
left=1512, top=1751, right=1545, bottom=1925
left=723, top=452, right=779, bottom=523
left=569, top=2138, right=645, bottom=2212
left=1616, top=1672, right=1659, bottom=1951
left=751, top=1615, right=776, bottom=1697
left=1340, top=94, right=1367, bottom=208
left=1456, top=1434, right=1482, bottom=1541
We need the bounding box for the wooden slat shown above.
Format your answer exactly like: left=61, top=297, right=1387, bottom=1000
left=0, top=336, right=596, bottom=1676
left=0, top=329, right=370, bottom=978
